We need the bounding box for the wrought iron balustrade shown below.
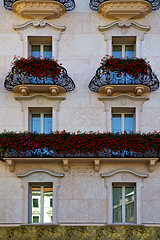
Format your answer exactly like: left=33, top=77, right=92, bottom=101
left=89, top=67, right=159, bottom=92
left=89, top=0, right=160, bottom=11
left=4, top=0, right=75, bottom=11
left=4, top=66, right=75, bottom=92
left=2, top=149, right=160, bottom=158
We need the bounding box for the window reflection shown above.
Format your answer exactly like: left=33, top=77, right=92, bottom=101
left=31, top=184, right=53, bottom=224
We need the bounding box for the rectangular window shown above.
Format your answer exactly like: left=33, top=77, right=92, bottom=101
left=30, top=184, right=53, bottom=224
left=113, top=185, right=136, bottom=224
left=28, top=37, right=52, bottom=59
left=112, top=37, right=136, bottom=59
left=112, top=108, right=135, bottom=133
left=30, top=108, right=52, bottom=134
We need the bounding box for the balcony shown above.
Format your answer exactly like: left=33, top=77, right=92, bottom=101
left=4, top=57, right=75, bottom=97
left=89, top=56, right=159, bottom=96
left=89, top=0, right=159, bottom=15
left=0, top=132, right=159, bottom=172
left=4, top=0, right=75, bottom=19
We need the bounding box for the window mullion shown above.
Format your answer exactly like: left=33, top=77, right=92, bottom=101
left=40, top=44, right=43, bottom=59
left=121, top=114, right=124, bottom=133
left=40, top=186, right=44, bottom=223
left=41, top=113, right=44, bottom=133
left=122, top=45, right=125, bottom=58
left=122, top=186, right=125, bottom=223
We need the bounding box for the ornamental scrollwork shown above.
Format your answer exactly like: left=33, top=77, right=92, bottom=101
left=88, top=67, right=159, bottom=92
left=4, top=0, right=75, bottom=11
left=89, top=0, right=160, bottom=11
left=4, top=66, right=75, bottom=92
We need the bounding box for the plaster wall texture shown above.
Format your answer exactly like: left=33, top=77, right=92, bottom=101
left=0, top=0, right=160, bottom=225
left=0, top=162, right=159, bottom=224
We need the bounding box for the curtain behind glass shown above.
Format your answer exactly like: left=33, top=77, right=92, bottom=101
left=124, top=114, right=134, bottom=133
left=113, top=45, right=122, bottom=58
left=125, top=45, right=134, bottom=58
left=31, top=45, right=41, bottom=58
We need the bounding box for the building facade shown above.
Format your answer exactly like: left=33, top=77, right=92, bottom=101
left=0, top=0, right=160, bottom=225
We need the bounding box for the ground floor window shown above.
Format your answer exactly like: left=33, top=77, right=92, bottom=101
left=113, top=185, right=136, bottom=224
left=30, top=183, right=53, bottom=224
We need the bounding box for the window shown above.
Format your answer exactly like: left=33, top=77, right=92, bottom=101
left=112, top=108, right=135, bottom=133
left=30, top=184, right=53, bottom=224
left=29, top=37, right=52, bottom=59
left=113, top=184, right=136, bottom=224
left=112, top=37, right=136, bottom=58
left=30, top=108, right=52, bottom=133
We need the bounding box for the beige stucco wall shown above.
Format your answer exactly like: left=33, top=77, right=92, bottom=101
left=0, top=0, right=160, bottom=225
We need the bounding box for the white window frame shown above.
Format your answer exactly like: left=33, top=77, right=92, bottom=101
left=112, top=43, right=135, bottom=58
left=101, top=169, right=148, bottom=225
left=112, top=184, right=136, bottom=224
left=29, top=109, right=52, bottom=133
left=30, top=43, right=52, bottom=59
left=112, top=109, right=135, bottom=133
left=30, top=183, right=53, bottom=224
left=16, top=169, right=64, bottom=224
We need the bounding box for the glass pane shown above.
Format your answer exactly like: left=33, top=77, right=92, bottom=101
left=112, top=114, right=121, bottom=133
left=125, top=45, right=134, bottom=59
left=33, top=216, right=39, bottom=223
left=31, top=45, right=41, bottom=58
left=113, top=45, right=122, bottom=58
left=125, top=187, right=135, bottom=223
left=44, top=113, right=52, bottom=133
left=43, top=45, right=52, bottom=59
left=31, top=186, right=41, bottom=224
left=113, top=187, right=122, bottom=223
left=32, top=114, right=41, bottom=133
left=124, top=114, right=134, bottom=133
left=43, top=186, right=53, bottom=223
left=33, top=199, right=38, bottom=208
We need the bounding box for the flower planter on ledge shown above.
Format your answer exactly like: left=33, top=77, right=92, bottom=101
left=4, top=57, right=75, bottom=97
left=1, top=131, right=159, bottom=172
left=89, top=56, right=159, bottom=96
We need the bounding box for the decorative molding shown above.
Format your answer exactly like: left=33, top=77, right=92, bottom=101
left=101, top=169, right=148, bottom=178
left=14, top=19, right=66, bottom=31
left=12, top=0, right=66, bottom=19
left=13, top=85, right=66, bottom=97
left=5, top=159, right=15, bottom=172
left=98, top=0, right=152, bottom=20
left=98, top=85, right=150, bottom=97
left=149, top=159, right=157, bottom=172
left=98, top=20, right=151, bottom=32
left=16, top=168, right=64, bottom=178
left=62, top=159, right=69, bottom=172
left=4, top=0, right=75, bottom=11
left=94, top=159, right=100, bottom=172
left=99, top=94, right=149, bottom=104
left=89, top=0, right=160, bottom=11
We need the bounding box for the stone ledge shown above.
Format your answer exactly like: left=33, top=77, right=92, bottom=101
left=12, top=0, right=66, bottom=19
left=98, top=0, right=152, bottom=20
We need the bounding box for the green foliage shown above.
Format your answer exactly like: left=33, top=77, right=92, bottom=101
left=0, top=226, right=159, bottom=240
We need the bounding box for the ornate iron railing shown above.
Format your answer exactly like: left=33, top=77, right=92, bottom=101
left=4, top=66, right=75, bottom=92
left=4, top=0, right=75, bottom=11
left=2, top=149, right=160, bottom=158
left=89, top=67, right=159, bottom=92
left=89, top=0, right=160, bottom=11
